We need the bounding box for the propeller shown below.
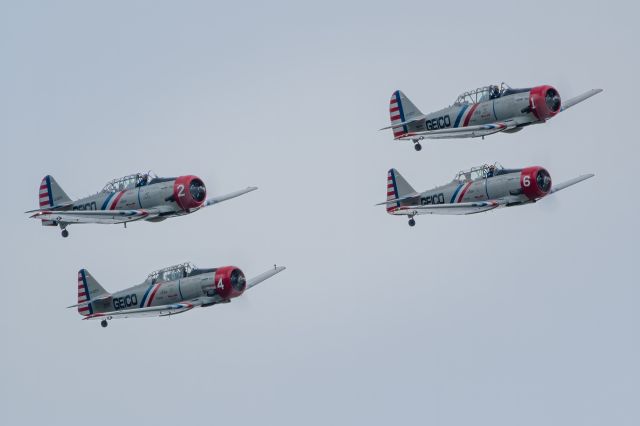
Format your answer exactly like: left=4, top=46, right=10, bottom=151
left=545, top=88, right=561, bottom=112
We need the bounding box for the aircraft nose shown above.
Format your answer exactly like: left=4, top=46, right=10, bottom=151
left=545, top=87, right=561, bottom=112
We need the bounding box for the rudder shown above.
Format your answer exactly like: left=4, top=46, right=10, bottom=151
left=389, top=90, right=423, bottom=138
left=39, top=175, right=71, bottom=209
left=386, top=168, right=417, bottom=212
left=77, top=269, right=109, bottom=316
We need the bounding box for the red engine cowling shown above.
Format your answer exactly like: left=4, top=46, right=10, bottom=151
left=520, top=167, right=552, bottom=200
left=529, top=85, right=561, bottom=121
left=173, top=175, right=206, bottom=211
left=213, top=266, right=246, bottom=300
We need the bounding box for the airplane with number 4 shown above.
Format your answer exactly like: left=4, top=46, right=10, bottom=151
left=380, top=83, right=602, bottom=151
left=71, top=262, right=286, bottom=327
left=379, top=163, right=593, bottom=226
left=28, top=172, right=257, bottom=237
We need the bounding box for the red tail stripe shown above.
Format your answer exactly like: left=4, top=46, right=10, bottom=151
left=390, top=115, right=401, bottom=121
left=389, top=107, right=399, bottom=112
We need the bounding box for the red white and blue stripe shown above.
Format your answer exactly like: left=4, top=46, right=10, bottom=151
left=386, top=169, right=399, bottom=212
left=39, top=176, right=53, bottom=208
left=450, top=181, right=474, bottom=203
left=389, top=91, right=408, bottom=138
left=139, top=283, right=162, bottom=308
left=77, top=270, right=93, bottom=316
left=101, top=190, right=126, bottom=210
left=453, top=103, right=480, bottom=128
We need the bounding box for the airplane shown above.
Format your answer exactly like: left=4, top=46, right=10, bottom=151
left=71, top=262, right=286, bottom=327
left=380, top=83, right=602, bottom=151
left=28, top=172, right=257, bottom=237
left=378, top=163, right=594, bottom=226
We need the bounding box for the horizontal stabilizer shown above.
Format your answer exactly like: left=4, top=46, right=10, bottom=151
left=379, top=115, right=427, bottom=131
left=68, top=293, right=112, bottom=309
left=376, top=192, right=420, bottom=206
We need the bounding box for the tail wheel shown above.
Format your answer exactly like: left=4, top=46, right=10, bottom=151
left=61, top=229, right=69, bottom=238
left=408, top=218, right=416, bottom=227
left=101, top=320, right=108, bottom=328
left=414, top=143, right=422, bottom=151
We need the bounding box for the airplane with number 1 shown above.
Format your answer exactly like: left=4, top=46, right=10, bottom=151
left=27, top=172, right=256, bottom=237
left=380, top=83, right=602, bottom=151
left=379, top=163, right=593, bottom=226
left=71, top=262, right=286, bottom=327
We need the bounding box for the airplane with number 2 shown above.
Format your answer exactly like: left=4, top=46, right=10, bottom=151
left=379, top=163, right=593, bottom=226
left=71, top=262, right=286, bottom=327
left=28, top=172, right=257, bottom=237
left=380, top=83, right=602, bottom=151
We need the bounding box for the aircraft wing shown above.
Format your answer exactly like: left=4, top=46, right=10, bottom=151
left=204, top=186, right=258, bottom=207
left=246, top=266, right=287, bottom=290
left=561, top=89, right=603, bottom=112
left=81, top=299, right=210, bottom=321
left=30, top=208, right=164, bottom=225
left=388, top=200, right=505, bottom=216
left=550, top=174, right=594, bottom=194
left=395, top=121, right=516, bottom=140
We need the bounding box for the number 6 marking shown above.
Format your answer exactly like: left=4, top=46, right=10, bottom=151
left=523, top=176, right=531, bottom=187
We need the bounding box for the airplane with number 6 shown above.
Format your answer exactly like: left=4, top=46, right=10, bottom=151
left=71, top=262, right=286, bottom=327
left=380, top=83, right=602, bottom=151
left=379, top=163, right=593, bottom=226
left=27, top=172, right=257, bottom=237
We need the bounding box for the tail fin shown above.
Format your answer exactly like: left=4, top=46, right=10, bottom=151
left=77, top=269, right=109, bottom=316
left=39, top=175, right=71, bottom=226
left=386, top=168, right=417, bottom=212
left=389, top=90, right=424, bottom=138
left=39, top=175, right=71, bottom=208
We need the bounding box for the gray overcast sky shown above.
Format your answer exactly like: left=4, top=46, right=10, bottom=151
left=1, top=1, right=637, bottom=425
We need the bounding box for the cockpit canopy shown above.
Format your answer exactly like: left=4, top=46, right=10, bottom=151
left=147, top=262, right=196, bottom=283
left=101, top=171, right=158, bottom=193
left=453, top=163, right=507, bottom=183
left=454, top=82, right=529, bottom=105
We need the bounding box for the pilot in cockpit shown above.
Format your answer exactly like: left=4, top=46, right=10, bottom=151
left=137, top=173, right=149, bottom=187
left=489, top=85, right=500, bottom=100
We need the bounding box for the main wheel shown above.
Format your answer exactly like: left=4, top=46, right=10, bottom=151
left=101, top=320, right=108, bottom=328
left=414, top=143, right=422, bottom=151
left=408, top=218, right=416, bottom=227
left=61, top=229, right=69, bottom=238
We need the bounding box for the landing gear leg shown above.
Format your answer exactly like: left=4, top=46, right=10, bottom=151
left=101, top=320, right=108, bottom=328
left=408, top=217, right=416, bottom=227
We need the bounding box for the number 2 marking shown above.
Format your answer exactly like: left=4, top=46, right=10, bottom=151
left=177, top=184, right=185, bottom=197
